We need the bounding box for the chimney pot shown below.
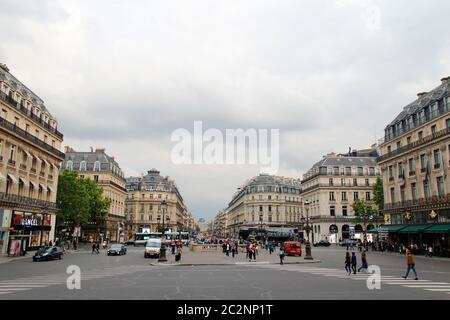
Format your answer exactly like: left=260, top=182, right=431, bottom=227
left=417, top=92, right=428, bottom=98
left=441, top=77, right=450, bottom=84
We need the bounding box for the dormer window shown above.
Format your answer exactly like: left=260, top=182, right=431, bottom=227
left=94, top=161, right=101, bottom=172
left=80, top=161, right=87, bottom=171
left=66, top=160, right=73, bottom=170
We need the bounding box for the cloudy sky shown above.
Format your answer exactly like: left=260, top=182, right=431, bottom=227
left=1, top=0, right=449, bottom=221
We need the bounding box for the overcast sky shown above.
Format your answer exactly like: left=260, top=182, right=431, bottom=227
left=1, top=0, right=449, bottom=221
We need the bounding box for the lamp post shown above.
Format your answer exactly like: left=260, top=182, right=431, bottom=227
left=303, top=200, right=313, bottom=260
left=157, top=200, right=169, bottom=262
left=259, top=214, right=263, bottom=241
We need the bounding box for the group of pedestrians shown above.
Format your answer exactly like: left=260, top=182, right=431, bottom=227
left=170, top=241, right=183, bottom=262
left=344, top=248, right=419, bottom=280
left=91, top=242, right=100, bottom=254
left=222, top=241, right=239, bottom=258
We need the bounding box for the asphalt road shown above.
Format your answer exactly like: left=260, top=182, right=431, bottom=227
left=0, top=245, right=449, bottom=300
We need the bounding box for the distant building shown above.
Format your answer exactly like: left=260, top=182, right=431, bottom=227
left=301, top=147, right=383, bottom=244
left=125, top=169, right=193, bottom=239
left=62, top=147, right=127, bottom=243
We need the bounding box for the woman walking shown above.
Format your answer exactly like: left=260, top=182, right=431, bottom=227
left=358, top=251, right=368, bottom=273
left=403, top=249, right=418, bottom=280
left=351, top=252, right=357, bottom=274
left=345, top=252, right=351, bottom=275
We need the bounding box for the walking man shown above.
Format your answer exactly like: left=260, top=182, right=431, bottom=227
left=351, top=252, right=357, bottom=274
left=358, top=251, right=368, bottom=273
left=279, top=247, right=285, bottom=265
left=92, top=243, right=96, bottom=254
left=403, top=249, right=419, bottom=280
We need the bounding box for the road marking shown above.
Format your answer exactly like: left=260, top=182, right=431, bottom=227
left=405, top=285, right=450, bottom=288
left=424, top=289, right=450, bottom=292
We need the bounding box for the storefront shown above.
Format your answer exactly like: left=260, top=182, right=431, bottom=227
left=8, top=210, right=52, bottom=251
left=0, top=209, right=12, bottom=254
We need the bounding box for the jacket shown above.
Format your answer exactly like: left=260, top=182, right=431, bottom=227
left=407, top=254, right=415, bottom=265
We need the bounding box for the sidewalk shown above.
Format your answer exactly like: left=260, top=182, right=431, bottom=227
left=150, top=249, right=321, bottom=266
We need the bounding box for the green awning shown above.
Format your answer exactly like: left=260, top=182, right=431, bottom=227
left=367, top=228, right=379, bottom=234
left=398, top=224, right=433, bottom=234
left=423, top=224, right=450, bottom=234
left=377, top=225, right=407, bottom=233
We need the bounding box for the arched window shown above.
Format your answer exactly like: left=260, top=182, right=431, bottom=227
left=94, top=161, right=101, bottom=172
left=80, top=161, right=87, bottom=171
left=66, top=160, right=73, bottom=170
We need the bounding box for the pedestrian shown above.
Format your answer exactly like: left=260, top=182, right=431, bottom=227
left=358, top=251, right=368, bottom=273
left=248, top=243, right=254, bottom=262
left=92, top=243, right=96, bottom=254
left=226, top=243, right=230, bottom=256
left=345, top=252, right=351, bottom=275
left=231, top=245, right=236, bottom=258
left=351, top=252, right=357, bottom=274
left=96, top=242, right=100, bottom=254
left=428, top=246, right=433, bottom=258
left=279, top=247, right=285, bottom=265
left=403, top=249, right=419, bottom=280
left=73, top=239, right=77, bottom=251
left=49, top=240, right=53, bottom=247
left=171, top=241, right=176, bottom=255
left=175, top=246, right=182, bottom=262
left=235, top=242, right=239, bottom=255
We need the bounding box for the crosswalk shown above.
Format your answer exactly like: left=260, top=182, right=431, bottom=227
left=0, top=265, right=153, bottom=297
left=246, top=264, right=450, bottom=296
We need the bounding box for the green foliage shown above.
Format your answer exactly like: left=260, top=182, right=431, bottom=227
left=351, top=199, right=376, bottom=228
left=373, top=177, right=384, bottom=211
left=56, top=170, right=111, bottom=227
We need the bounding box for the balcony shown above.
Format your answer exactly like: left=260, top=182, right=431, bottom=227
left=378, top=127, right=450, bottom=162
left=384, top=194, right=450, bottom=210
left=7, top=159, right=16, bottom=166
left=434, top=163, right=441, bottom=169
left=39, top=172, right=45, bottom=177
left=30, top=168, right=36, bottom=174
left=421, top=168, right=427, bottom=173
left=19, top=163, right=27, bottom=170
left=398, top=173, right=405, bottom=180
left=0, top=91, right=63, bottom=139
left=409, top=171, right=416, bottom=176
left=48, top=174, right=53, bottom=180
left=0, top=192, right=57, bottom=209
left=0, top=117, right=65, bottom=159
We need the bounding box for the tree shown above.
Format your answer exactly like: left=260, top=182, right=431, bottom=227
left=83, top=178, right=111, bottom=222
left=373, top=177, right=384, bottom=212
left=57, top=171, right=111, bottom=230
left=351, top=199, right=376, bottom=241
left=56, top=170, right=90, bottom=227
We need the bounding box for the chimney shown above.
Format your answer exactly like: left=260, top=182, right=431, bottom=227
left=90, top=146, right=94, bottom=152
left=95, top=148, right=105, bottom=153
left=417, top=92, right=428, bottom=98
left=0, top=63, right=9, bottom=72
left=442, top=76, right=450, bottom=84
left=64, top=146, right=75, bottom=153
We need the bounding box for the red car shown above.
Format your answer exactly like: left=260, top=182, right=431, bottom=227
left=284, top=241, right=302, bottom=256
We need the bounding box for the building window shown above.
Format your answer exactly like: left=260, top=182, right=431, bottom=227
left=341, top=178, right=345, bottom=186
left=329, top=192, right=335, bottom=201
left=398, top=162, right=404, bottom=177
left=420, top=154, right=427, bottom=171
left=424, top=180, right=431, bottom=199
left=354, top=192, right=359, bottom=201
left=387, top=146, right=391, bottom=153
left=366, top=192, right=371, bottom=201
left=330, top=206, right=336, bottom=217
left=431, top=125, right=437, bottom=136
left=365, top=179, right=369, bottom=187
left=268, top=206, right=272, bottom=212
left=268, top=215, right=272, bottom=223
left=342, top=192, right=347, bottom=201
left=158, top=194, right=161, bottom=199
left=80, top=161, right=87, bottom=171
left=268, top=195, right=271, bottom=200
left=390, top=187, right=395, bottom=203
left=437, top=176, right=445, bottom=197
left=259, top=206, right=263, bottom=212
left=342, top=206, right=348, bottom=216
left=329, top=178, right=334, bottom=186
left=66, top=160, right=73, bottom=170
left=389, top=166, right=394, bottom=179
left=434, top=149, right=441, bottom=168
left=353, top=179, right=358, bottom=186
left=400, top=186, right=405, bottom=203
left=94, top=161, right=101, bottom=172
left=259, top=195, right=263, bottom=200
left=418, top=131, right=423, bottom=140
left=409, top=158, right=416, bottom=175
left=94, top=175, right=99, bottom=183
left=411, top=183, right=417, bottom=201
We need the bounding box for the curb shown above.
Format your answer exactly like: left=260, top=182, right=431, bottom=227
left=150, top=260, right=321, bottom=267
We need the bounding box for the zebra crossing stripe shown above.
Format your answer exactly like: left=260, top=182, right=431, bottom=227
left=405, top=285, right=450, bottom=288
left=424, top=289, right=450, bottom=292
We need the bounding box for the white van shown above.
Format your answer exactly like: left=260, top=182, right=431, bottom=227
left=144, top=238, right=161, bottom=258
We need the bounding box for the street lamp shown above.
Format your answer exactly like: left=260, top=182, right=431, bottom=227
left=303, top=200, right=313, bottom=260
left=259, top=214, right=263, bottom=241
left=157, top=200, right=169, bottom=262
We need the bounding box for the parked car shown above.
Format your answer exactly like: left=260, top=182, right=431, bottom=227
left=107, top=244, right=127, bottom=256
left=283, top=241, right=302, bottom=256
left=144, top=239, right=162, bottom=258
left=340, top=239, right=358, bottom=247
left=314, top=240, right=331, bottom=247
left=33, top=246, right=63, bottom=262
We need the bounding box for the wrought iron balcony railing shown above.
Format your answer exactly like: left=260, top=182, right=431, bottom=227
left=0, top=192, right=57, bottom=209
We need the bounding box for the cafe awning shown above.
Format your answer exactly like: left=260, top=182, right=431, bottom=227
left=378, top=225, right=408, bottom=233
left=398, top=224, right=432, bottom=234
left=367, top=228, right=379, bottom=234
left=423, top=224, right=450, bottom=234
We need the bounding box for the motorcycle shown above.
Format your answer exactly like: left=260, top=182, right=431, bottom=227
left=102, top=241, right=107, bottom=249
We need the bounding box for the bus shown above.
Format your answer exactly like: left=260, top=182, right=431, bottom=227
left=131, top=231, right=191, bottom=246
left=132, top=232, right=162, bottom=246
